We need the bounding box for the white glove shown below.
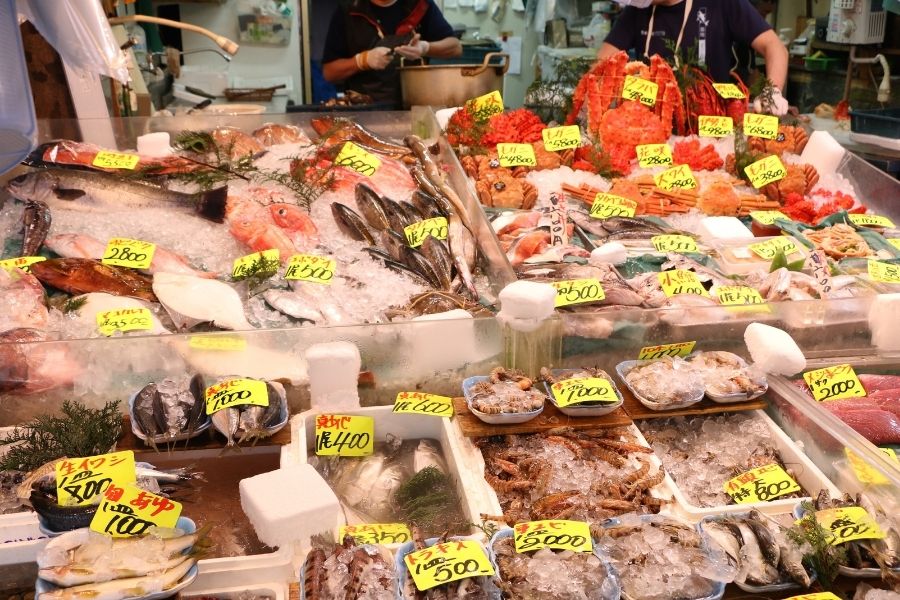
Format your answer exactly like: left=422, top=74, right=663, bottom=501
left=394, top=34, right=430, bottom=60
left=355, top=46, right=393, bottom=71
left=752, top=87, right=790, bottom=117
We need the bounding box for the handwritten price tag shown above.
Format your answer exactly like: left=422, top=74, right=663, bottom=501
left=96, top=308, right=153, bottom=336
left=404, top=217, right=449, bottom=248
left=815, top=506, right=885, bottom=545
left=654, top=164, right=697, bottom=191
left=868, top=260, right=900, bottom=284
left=622, top=75, right=658, bottom=107
left=743, top=114, right=779, bottom=140
left=393, top=392, right=454, bottom=418
left=550, top=378, right=618, bottom=407
left=745, top=155, right=787, bottom=189
left=0, top=256, right=46, bottom=273
left=335, top=141, right=381, bottom=176
left=803, top=364, right=866, bottom=402
left=749, top=237, right=799, bottom=260
left=698, top=116, right=734, bottom=137
left=514, top=520, right=593, bottom=553
left=101, top=238, right=155, bottom=270
left=315, top=414, right=374, bottom=457
left=497, top=143, right=537, bottom=168
left=188, top=335, right=247, bottom=352
left=724, top=463, right=800, bottom=503
left=542, top=125, right=581, bottom=152
left=850, top=214, right=895, bottom=229
left=56, top=451, right=136, bottom=507
left=651, top=234, right=698, bottom=253
left=590, top=193, right=637, bottom=219
left=468, top=90, right=504, bottom=121
left=750, top=210, right=789, bottom=226
left=713, top=83, right=746, bottom=99
left=887, top=239, right=900, bottom=251
left=845, top=447, right=899, bottom=486
left=284, top=254, right=335, bottom=284
left=658, top=270, right=709, bottom=297
left=638, top=341, right=696, bottom=360
left=232, top=249, right=279, bottom=279
left=404, top=539, right=494, bottom=591
left=90, top=482, right=181, bottom=538
left=785, top=592, right=842, bottom=600
left=92, top=151, right=140, bottom=170
left=340, top=523, right=412, bottom=545
left=716, top=285, right=767, bottom=308
left=205, top=378, right=268, bottom=414
left=551, top=278, right=606, bottom=307
left=636, top=144, right=673, bottom=168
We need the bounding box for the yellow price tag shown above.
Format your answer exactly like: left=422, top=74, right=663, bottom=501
left=513, top=520, right=593, bottom=553
left=204, top=378, right=269, bottom=414
left=90, top=482, right=182, bottom=538
left=551, top=278, right=606, bottom=307
left=55, top=451, right=136, bottom=507
left=188, top=335, right=247, bottom=352
left=868, top=260, right=900, bottom=284
left=622, top=75, right=658, bottom=107
left=803, top=364, right=866, bottom=402
left=497, top=143, right=537, bottom=168
left=404, top=217, right=449, bottom=248
left=542, top=125, right=582, bottom=152
left=284, top=254, right=335, bottom=284
left=96, top=308, right=153, bottom=336
left=550, top=378, right=619, bottom=407
left=723, top=463, right=801, bottom=503
left=92, top=150, right=140, bottom=170
left=340, top=523, right=412, bottom=545
left=101, top=238, right=156, bottom=270
left=590, top=193, right=637, bottom=219
left=636, top=144, right=673, bottom=168
left=393, top=392, right=454, bottom=418
left=750, top=210, right=789, bottom=226
left=468, top=90, right=504, bottom=121
left=716, top=285, right=768, bottom=308
left=315, top=414, right=374, bottom=457
left=712, top=83, right=746, bottom=99
left=849, top=214, right=895, bottom=228
left=845, top=447, right=899, bottom=486
left=815, top=506, right=885, bottom=545
left=638, top=341, right=696, bottom=360
left=743, top=113, right=780, bottom=140
left=654, top=164, right=697, bottom=191
left=785, top=593, right=842, bottom=600
left=698, top=115, right=734, bottom=137
left=658, top=270, right=709, bottom=297
left=745, top=155, right=787, bottom=189
left=0, top=256, right=46, bottom=273
left=651, top=234, right=698, bottom=253
left=335, top=141, right=382, bottom=176
left=749, top=237, right=799, bottom=260
left=404, top=539, right=494, bottom=591
left=887, top=238, right=900, bottom=251
left=232, top=248, right=280, bottom=279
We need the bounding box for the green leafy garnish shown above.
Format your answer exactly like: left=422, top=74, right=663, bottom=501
left=787, top=501, right=847, bottom=590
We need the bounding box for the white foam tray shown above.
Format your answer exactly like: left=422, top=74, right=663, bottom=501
left=182, top=547, right=295, bottom=598
left=0, top=510, right=48, bottom=566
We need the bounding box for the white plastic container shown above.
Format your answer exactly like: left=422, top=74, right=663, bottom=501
left=182, top=547, right=295, bottom=598
left=712, top=236, right=807, bottom=275
left=0, top=511, right=48, bottom=566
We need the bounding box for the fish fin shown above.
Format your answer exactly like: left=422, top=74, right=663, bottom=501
left=54, top=188, right=86, bottom=201
left=194, top=186, right=228, bottom=223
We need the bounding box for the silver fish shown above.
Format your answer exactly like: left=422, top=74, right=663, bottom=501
left=734, top=521, right=780, bottom=586
left=37, top=556, right=195, bottom=600
left=21, top=199, right=51, bottom=257
left=238, top=405, right=265, bottom=443
left=339, top=455, right=385, bottom=507
left=262, top=288, right=322, bottom=323
left=747, top=511, right=781, bottom=567
left=133, top=383, right=161, bottom=450
left=405, top=135, right=473, bottom=232
left=703, top=521, right=742, bottom=568
left=365, top=463, right=404, bottom=520
left=413, top=439, right=447, bottom=474
left=211, top=407, right=240, bottom=450
left=448, top=212, right=477, bottom=299
left=774, top=527, right=811, bottom=587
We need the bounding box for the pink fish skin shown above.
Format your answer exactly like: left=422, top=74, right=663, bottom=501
left=858, top=374, right=900, bottom=394
left=269, top=203, right=319, bottom=250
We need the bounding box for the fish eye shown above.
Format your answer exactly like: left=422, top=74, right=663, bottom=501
left=10, top=174, right=28, bottom=184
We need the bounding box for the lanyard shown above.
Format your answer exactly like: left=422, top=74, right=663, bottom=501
left=643, top=0, right=694, bottom=65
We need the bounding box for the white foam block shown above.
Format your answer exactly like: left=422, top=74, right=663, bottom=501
left=136, top=132, right=172, bottom=157
left=869, top=293, right=900, bottom=352
left=305, top=341, right=361, bottom=410
left=800, top=130, right=846, bottom=175
left=239, top=464, right=341, bottom=549
left=699, top=216, right=754, bottom=241
left=744, top=322, right=806, bottom=375
left=589, top=242, right=627, bottom=266
left=498, top=281, right=557, bottom=320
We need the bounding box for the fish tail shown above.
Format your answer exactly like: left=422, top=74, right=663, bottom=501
left=194, top=186, right=228, bottom=223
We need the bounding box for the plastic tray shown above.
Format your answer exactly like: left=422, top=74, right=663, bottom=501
left=0, top=511, right=47, bottom=567
left=395, top=535, right=496, bottom=599
left=541, top=369, right=624, bottom=417
left=850, top=108, right=900, bottom=140
left=181, top=546, right=294, bottom=597
left=462, top=375, right=545, bottom=425
left=686, top=352, right=769, bottom=404
left=711, top=236, right=807, bottom=276
left=615, top=360, right=705, bottom=411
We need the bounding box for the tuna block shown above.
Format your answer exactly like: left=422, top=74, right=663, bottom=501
left=744, top=323, right=806, bottom=376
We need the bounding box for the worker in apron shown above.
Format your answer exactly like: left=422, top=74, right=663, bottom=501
left=322, top=0, right=462, bottom=109
left=599, top=0, right=790, bottom=115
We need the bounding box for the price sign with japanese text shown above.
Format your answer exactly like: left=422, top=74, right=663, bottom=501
left=542, top=125, right=582, bottom=152
left=749, top=237, right=799, bottom=260
left=551, top=278, right=606, bottom=307
left=0, top=256, right=45, bottom=273
left=805, top=250, right=832, bottom=296
left=231, top=249, right=279, bottom=279
left=393, top=392, right=454, bottom=418
left=550, top=378, right=619, bottom=407
left=636, top=144, right=673, bottom=168
left=745, top=155, right=787, bottom=189
left=849, top=214, right=895, bottom=229
left=712, top=83, right=746, bottom=99
left=651, top=234, right=698, bottom=253
left=845, top=447, right=899, bottom=486
left=590, top=193, right=637, bottom=219
left=750, top=210, right=789, bottom=226
left=96, top=308, right=153, bottom=336
left=56, top=451, right=136, bottom=507
left=698, top=115, right=734, bottom=137
left=404, top=539, right=494, bottom=591
left=513, top=520, right=593, bottom=553
left=188, top=335, right=247, bottom=352
left=743, top=113, right=779, bottom=140
left=315, top=414, right=374, bottom=457
left=468, top=90, right=504, bottom=121
left=803, top=364, right=866, bottom=402
left=868, top=260, right=900, bottom=284
left=715, top=286, right=768, bottom=309
left=340, top=523, right=412, bottom=545
left=815, top=506, right=885, bottom=545
left=335, top=142, right=381, bottom=176
left=101, top=238, right=155, bottom=270
left=638, top=341, right=696, bottom=360
left=90, top=482, right=182, bottom=538
left=784, top=593, right=842, bottom=600
left=723, top=463, right=800, bottom=503
left=204, top=378, right=268, bottom=414
left=92, top=151, right=140, bottom=170
left=497, top=143, right=537, bottom=168
left=284, top=254, right=335, bottom=284
left=404, top=217, right=449, bottom=248
left=658, top=270, right=709, bottom=297
left=654, top=164, right=697, bottom=191
left=622, top=76, right=658, bottom=106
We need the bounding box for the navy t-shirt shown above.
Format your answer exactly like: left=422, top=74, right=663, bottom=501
left=604, top=0, right=771, bottom=82
left=323, top=0, right=454, bottom=63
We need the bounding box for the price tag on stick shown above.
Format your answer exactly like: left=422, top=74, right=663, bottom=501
left=550, top=378, right=619, bottom=407
left=315, top=414, right=374, bottom=456
left=723, top=463, right=800, bottom=503
left=636, top=144, right=673, bottom=168
left=90, top=482, right=182, bottom=538
left=404, top=217, right=448, bottom=248
left=654, top=164, right=697, bottom=191
left=513, top=520, right=593, bottom=553
left=749, top=210, right=789, bottom=226
left=56, top=451, right=136, bottom=507
left=622, top=75, right=658, bottom=106
left=551, top=279, right=606, bottom=307
left=96, top=308, right=153, bottom=336
left=803, top=364, right=866, bottom=402
left=93, top=151, right=140, bottom=170
left=745, top=155, right=787, bottom=189
left=393, top=392, right=454, bottom=417
left=652, top=234, right=698, bottom=253
left=590, top=194, right=637, bottom=219
left=868, top=260, right=900, bottom=284
left=698, top=116, right=734, bottom=137
left=102, top=238, right=155, bottom=270
left=712, top=83, right=746, bottom=99
left=232, top=249, right=279, bottom=279
left=638, top=341, right=696, bottom=360
left=850, top=214, right=895, bottom=228
left=205, top=379, right=269, bottom=414
left=497, top=143, right=537, bottom=168
left=404, top=539, right=494, bottom=591
left=743, top=114, right=779, bottom=140
left=542, top=125, right=582, bottom=151
left=468, top=90, right=504, bottom=121
left=340, top=523, right=412, bottom=545
left=0, top=256, right=45, bottom=272
left=335, top=142, right=381, bottom=176
left=658, top=270, right=709, bottom=297
left=815, top=507, right=885, bottom=545
left=284, top=254, right=336, bottom=284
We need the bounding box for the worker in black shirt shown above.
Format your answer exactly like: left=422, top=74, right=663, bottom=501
left=322, top=0, right=462, bottom=108
left=600, top=0, right=789, bottom=115
left=733, top=0, right=777, bottom=88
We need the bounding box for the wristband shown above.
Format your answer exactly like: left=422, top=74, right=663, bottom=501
left=355, top=51, right=369, bottom=71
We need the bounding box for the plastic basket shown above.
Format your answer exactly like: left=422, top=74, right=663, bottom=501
left=430, top=42, right=504, bottom=67
left=804, top=56, right=837, bottom=71
left=850, top=108, right=900, bottom=140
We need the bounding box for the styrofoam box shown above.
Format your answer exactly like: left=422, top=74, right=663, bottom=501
left=0, top=511, right=48, bottom=566
left=181, top=546, right=295, bottom=598
left=291, top=406, right=503, bottom=545
left=662, top=410, right=841, bottom=521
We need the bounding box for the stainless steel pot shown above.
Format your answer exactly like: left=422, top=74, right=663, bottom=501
left=399, top=52, right=510, bottom=109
